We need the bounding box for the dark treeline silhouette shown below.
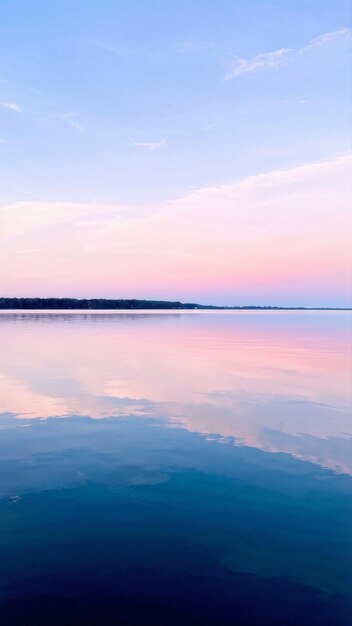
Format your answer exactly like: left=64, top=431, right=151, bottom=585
left=0, top=298, right=349, bottom=310
left=0, top=297, right=206, bottom=310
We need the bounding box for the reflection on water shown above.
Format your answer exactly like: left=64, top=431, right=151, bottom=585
left=0, top=312, right=351, bottom=625
left=1, top=311, right=351, bottom=473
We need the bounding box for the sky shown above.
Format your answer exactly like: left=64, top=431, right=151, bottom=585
left=0, top=0, right=351, bottom=306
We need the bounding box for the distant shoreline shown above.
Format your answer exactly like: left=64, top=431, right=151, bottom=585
left=0, top=298, right=350, bottom=311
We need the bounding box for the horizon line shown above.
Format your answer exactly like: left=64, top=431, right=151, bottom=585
left=0, top=297, right=350, bottom=311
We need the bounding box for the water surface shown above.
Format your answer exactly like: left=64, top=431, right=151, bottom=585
left=0, top=311, right=351, bottom=625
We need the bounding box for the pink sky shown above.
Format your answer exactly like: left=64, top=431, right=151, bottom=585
left=1, top=152, right=351, bottom=306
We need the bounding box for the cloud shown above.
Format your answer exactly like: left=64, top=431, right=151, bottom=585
left=224, top=48, right=291, bottom=79
left=130, top=139, right=166, bottom=150
left=0, top=101, right=22, bottom=113
left=304, top=27, right=351, bottom=51
left=225, top=26, right=351, bottom=79
left=0, top=152, right=351, bottom=304
left=68, top=119, right=86, bottom=134
left=63, top=114, right=86, bottom=134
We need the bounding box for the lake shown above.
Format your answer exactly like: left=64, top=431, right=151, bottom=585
left=0, top=311, right=351, bottom=625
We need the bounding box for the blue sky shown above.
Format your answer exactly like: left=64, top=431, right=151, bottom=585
left=1, top=0, right=351, bottom=204
left=0, top=1, right=351, bottom=305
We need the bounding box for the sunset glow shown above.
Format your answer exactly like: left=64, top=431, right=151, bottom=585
left=1, top=153, right=351, bottom=306
left=1, top=1, right=351, bottom=306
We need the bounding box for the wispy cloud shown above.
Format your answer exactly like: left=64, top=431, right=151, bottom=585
left=63, top=114, right=86, bottom=134
left=304, top=26, right=351, bottom=50
left=130, top=139, right=166, bottom=151
left=0, top=101, right=22, bottom=113
left=225, top=26, right=351, bottom=80
left=224, top=48, right=291, bottom=79
left=1, top=152, right=350, bottom=304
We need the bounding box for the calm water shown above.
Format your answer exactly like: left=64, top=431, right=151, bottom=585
left=0, top=311, right=351, bottom=625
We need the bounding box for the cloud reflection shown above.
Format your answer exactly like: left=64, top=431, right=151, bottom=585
left=0, top=312, right=351, bottom=474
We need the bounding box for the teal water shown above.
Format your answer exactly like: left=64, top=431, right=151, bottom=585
left=0, top=312, right=351, bottom=625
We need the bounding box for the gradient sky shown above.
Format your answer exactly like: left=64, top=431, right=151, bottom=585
left=0, top=0, right=351, bottom=306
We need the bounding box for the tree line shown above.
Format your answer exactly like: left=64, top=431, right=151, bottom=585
left=0, top=298, right=345, bottom=310
left=0, top=297, right=203, bottom=310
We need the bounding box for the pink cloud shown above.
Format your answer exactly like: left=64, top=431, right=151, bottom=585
left=1, top=152, right=351, bottom=305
